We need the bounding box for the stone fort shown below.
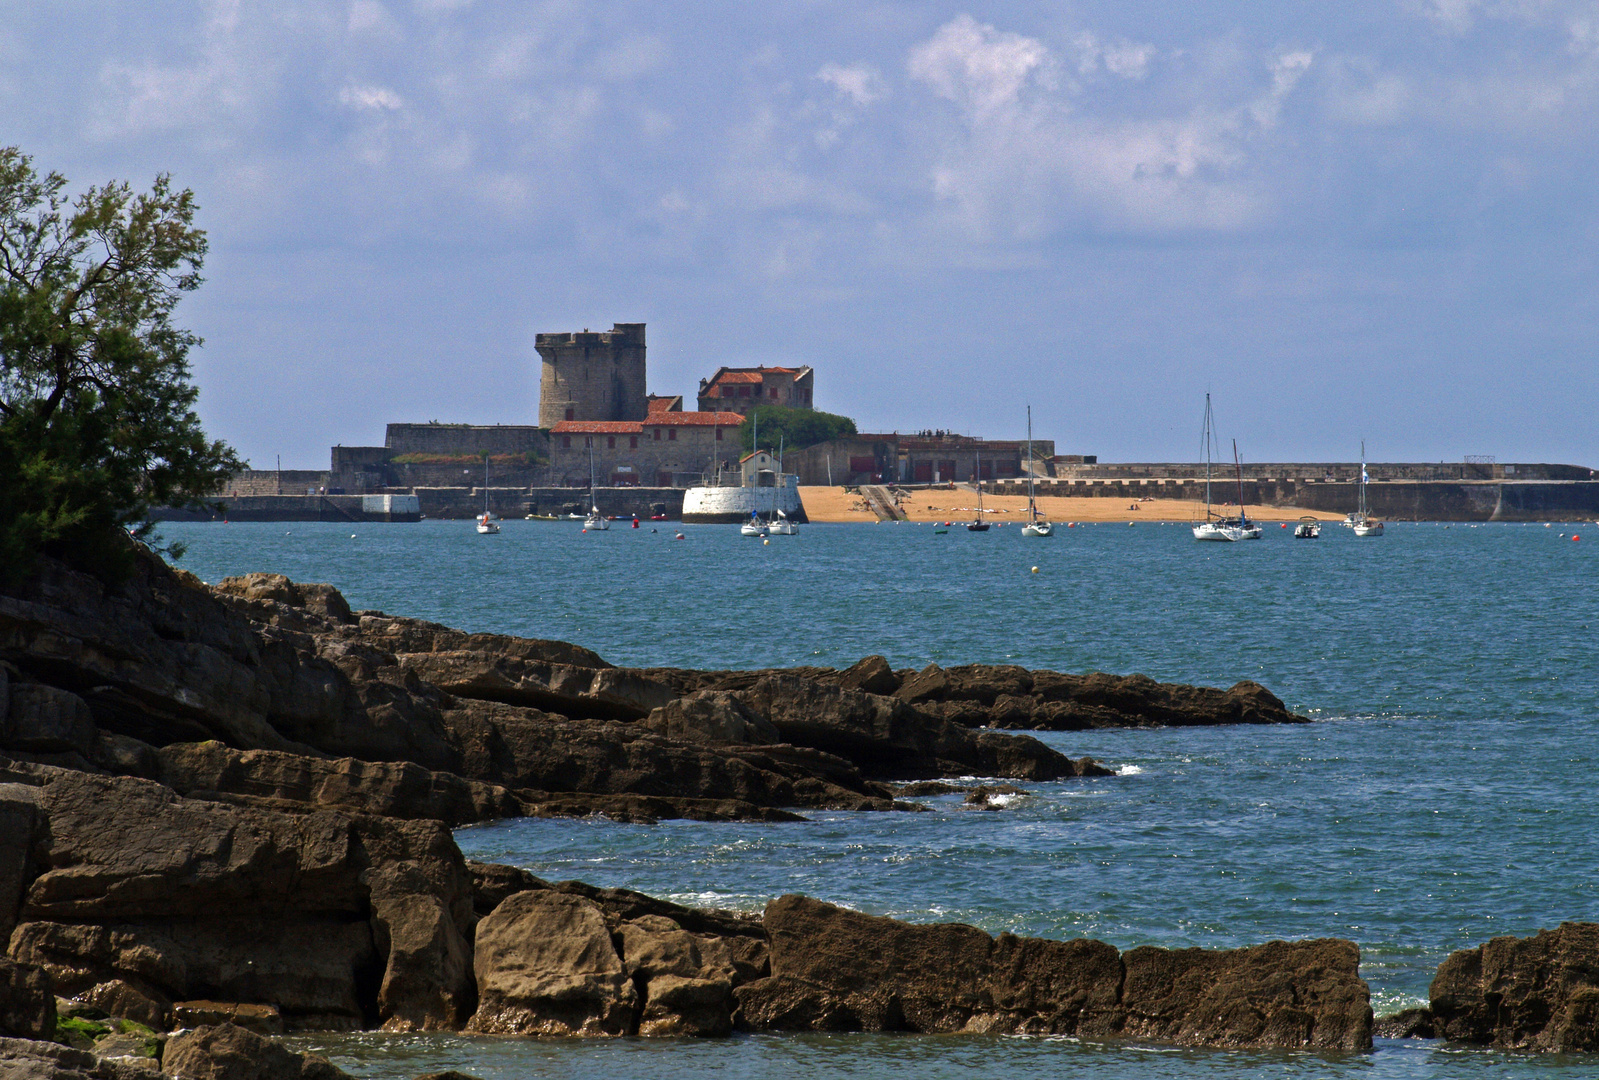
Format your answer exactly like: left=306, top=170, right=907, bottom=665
left=313, top=322, right=817, bottom=493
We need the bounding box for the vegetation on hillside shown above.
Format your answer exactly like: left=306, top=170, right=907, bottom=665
left=739, top=405, right=856, bottom=454
left=0, top=146, right=240, bottom=581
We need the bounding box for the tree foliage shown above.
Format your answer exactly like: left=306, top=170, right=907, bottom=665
left=0, top=147, right=240, bottom=580
left=739, top=405, right=856, bottom=454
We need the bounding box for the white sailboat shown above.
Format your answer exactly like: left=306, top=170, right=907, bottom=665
left=1021, top=405, right=1052, bottom=537
left=967, top=451, right=990, bottom=531
left=475, top=456, right=500, bottom=534
left=741, top=413, right=768, bottom=536
left=767, top=434, right=796, bottom=534
left=1191, top=395, right=1259, bottom=541
left=1353, top=443, right=1384, bottom=536
left=583, top=441, right=609, bottom=531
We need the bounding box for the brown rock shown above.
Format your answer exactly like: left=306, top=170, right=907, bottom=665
left=1373, top=1007, right=1435, bottom=1039
left=0, top=782, right=41, bottom=943
left=0, top=1036, right=154, bottom=1080
left=441, top=698, right=888, bottom=811
left=1430, top=922, right=1599, bottom=1050
left=734, top=895, right=1371, bottom=1050
left=1109, top=939, right=1372, bottom=1050
left=396, top=651, right=672, bottom=721
left=81, top=979, right=172, bottom=1032
left=893, top=664, right=948, bottom=704
left=1028, top=672, right=1306, bottom=729
left=154, top=742, right=520, bottom=826
left=941, top=665, right=1034, bottom=705
left=3, top=684, right=98, bottom=757
left=0, top=957, right=55, bottom=1040
left=834, top=656, right=901, bottom=696
left=173, top=1000, right=284, bottom=1035
left=466, top=890, right=638, bottom=1036
left=161, top=1023, right=354, bottom=1080
left=351, top=615, right=610, bottom=670
left=2, top=761, right=473, bottom=1033
left=638, top=691, right=779, bottom=746
left=735, top=675, right=1077, bottom=782
left=736, top=894, right=1122, bottom=1035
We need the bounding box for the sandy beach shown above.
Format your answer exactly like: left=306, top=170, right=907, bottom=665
left=799, top=486, right=1345, bottom=525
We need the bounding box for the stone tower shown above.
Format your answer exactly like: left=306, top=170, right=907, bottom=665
left=536, top=323, right=647, bottom=428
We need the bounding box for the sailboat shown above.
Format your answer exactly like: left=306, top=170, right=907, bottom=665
left=767, top=434, right=796, bottom=534
left=741, top=413, right=769, bottom=536
left=967, top=452, right=990, bottom=531
left=475, top=456, right=500, bottom=534
left=1353, top=443, right=1384, bottom=536
left=583, top=441, right=609, bottom=531
left=1021, top=405, right=1052, bottom=537
left=1191, top=395, right=1258, bottom=541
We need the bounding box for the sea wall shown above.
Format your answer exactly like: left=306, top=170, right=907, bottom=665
left=990, top=477, right=1599, bottom=522
left=682, top=479, right=807, bottom=523
left=150, top=494, right=421, bottom=523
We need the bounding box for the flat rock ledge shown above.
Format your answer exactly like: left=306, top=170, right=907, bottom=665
left=0, top=551, right=1306, bottom=826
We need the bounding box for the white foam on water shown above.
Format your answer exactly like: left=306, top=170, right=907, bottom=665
left=1116, top=764, right=1144, bottom=776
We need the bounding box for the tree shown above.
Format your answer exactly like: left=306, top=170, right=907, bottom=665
left=739, top=405, right=856, bottom=453
left=0, top=147, right=241, bottom=580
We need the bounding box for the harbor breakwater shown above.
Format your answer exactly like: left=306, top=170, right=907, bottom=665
left=153, top=487, right=690, bottom=523
left=5, top=546, right=1599, bottom=1074
left=992, top=477, right=1599, bottom=521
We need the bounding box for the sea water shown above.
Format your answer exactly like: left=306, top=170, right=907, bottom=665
left=161, top=518, right=1599, bottom=1078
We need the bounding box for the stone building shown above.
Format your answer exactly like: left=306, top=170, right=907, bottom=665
left=696, top=366, right=814, bottom=415
left=550, top=410, right=746, bottom=488
left=536, top=322, right=648, bottom=428
left=783, top=432, right=1054, bottom=486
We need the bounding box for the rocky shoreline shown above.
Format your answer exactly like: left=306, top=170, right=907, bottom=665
left=2, top=548, right=1596, bottom=1076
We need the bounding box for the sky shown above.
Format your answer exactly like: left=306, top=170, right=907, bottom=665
left=3, top=0, right=1597, bottom=468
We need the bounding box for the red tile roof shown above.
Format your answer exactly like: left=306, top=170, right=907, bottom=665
left=650, top=411, right=745, bottom=426
left=552, top=421, right=644, bottom=434
left=647, top=395, right=683, bottom=414
left=714, top=371, right=764, bottom=385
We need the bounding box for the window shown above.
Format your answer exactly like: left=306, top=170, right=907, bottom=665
left=653, top=428, right=661, bottom=441
left=629, top=435, right=638, bottom=449
left=668, top=429, right=676, bottom=441
left=715, top=428, right=723, bottom=441
left=585, top=436, right=593, bottom=448
left=607, top=436, right=616, bottom=449
left=770, top=388, right=777, bottom=399
left=562, top=435, right=571, bottom=448
left=565, top=407, right=574, bottom=420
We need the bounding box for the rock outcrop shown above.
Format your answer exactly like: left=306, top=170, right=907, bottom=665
left=0, top=548, right=1355, bottom=1063
left=733, top=895, right=1372, bottom=1050
left=161, top=1023, right=354, bottom=1080
left=0, top=759, right=474, bottom=1034
left=1430, top=922, right=1599, bottom=1051
left=0, top=957, right=55, bottom=1040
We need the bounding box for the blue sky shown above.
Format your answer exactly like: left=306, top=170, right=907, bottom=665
left=5, top=0, right=1596, bottom=468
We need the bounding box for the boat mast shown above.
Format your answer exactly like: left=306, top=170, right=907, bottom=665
left=1359, top=440, right=1367, bottom=519
left=1026, top=404, right=1036, bottom=519
left=1233, top=439, right=1245, bottom=517
left=1202, top=394, right=1214, bottom=521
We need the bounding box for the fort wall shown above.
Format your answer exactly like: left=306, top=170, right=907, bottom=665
left=383, top=424, right=549, bottom=457
left=536, top=323, right=647, bottom=427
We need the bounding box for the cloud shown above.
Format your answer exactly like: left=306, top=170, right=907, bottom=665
left=907, top=14, right=1052, bottom=115
left=339, top=83, right=404, bottom=111
left=1071, top=32, right=1156, bottom=80
left=904, top=17, right=1314, bottom=236
left=818, top=62, right=886, bottom=106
